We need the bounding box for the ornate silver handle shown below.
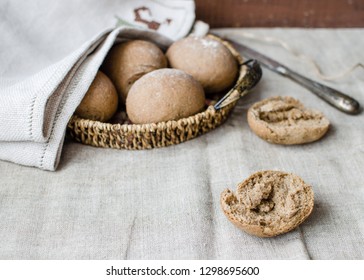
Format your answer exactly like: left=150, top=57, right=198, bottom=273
left=283, top=69, right=361, bottom=114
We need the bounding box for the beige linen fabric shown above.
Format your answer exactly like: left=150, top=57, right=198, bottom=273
left=0, top=28, right=363, bottom=259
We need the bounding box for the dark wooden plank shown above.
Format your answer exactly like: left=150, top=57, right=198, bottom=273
left=195, top=0, right=364, bottom=27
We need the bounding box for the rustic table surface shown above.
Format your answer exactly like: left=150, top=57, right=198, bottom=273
left=196, top=0, right=364, bottom=28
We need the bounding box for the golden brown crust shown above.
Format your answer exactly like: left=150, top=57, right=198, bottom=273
left=75, top=71, right=118, bottom=122
left=126, top=69, right=206, bottom=124
left=220, top=170, right=314, bottom=237
left=247, top=96, right=330, bottom=145
left=166, top=36, right=238, bottom=94
left=102, top=40, right=167, bottom=103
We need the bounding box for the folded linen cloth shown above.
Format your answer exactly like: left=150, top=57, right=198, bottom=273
left=0, top=0, right=200, bottom=170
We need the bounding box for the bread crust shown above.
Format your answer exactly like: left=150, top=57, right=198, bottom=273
left=75, top=71, right=118, bottom=122
left=220, top=170, right=314, bottom=237
left=247, top=96, right=330, bottom=145
left=102, top=40, right=167, bottom=103
left=126, top=69, right=205, bottom=124
left=166, top=36, right=238, bottom=94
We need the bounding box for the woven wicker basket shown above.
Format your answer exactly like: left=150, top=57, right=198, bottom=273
left=67, top=35, right=262, bottom=150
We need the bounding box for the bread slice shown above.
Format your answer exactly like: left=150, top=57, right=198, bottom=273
left=247, top=96, right=330, bottom=145
left=221, top=170, right=314, bottom=237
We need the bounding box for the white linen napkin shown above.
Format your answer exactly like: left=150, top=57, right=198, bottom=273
left=0, top=0, right=204, bottom=170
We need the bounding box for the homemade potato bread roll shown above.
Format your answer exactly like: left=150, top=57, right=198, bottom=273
left=126, top=69, right=206, bottom=124
left=221, top=170, right=314, bottom=237
left=166, top=36, right=238, bottom=94
left=75, top=71, right=118, bottom=122
left=247, top=96, right=330, bottom=145
left=102, top=40, right=167, bottom=103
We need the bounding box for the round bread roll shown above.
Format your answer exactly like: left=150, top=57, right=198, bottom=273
left=247, top=96, right=330, bottom=145
left=75, top=71, right=118, bottom=122
left=102, top=40, right=167, bottom=103
left=126, top=69, right=205, bottom=124
left=221, top=170, right=314, bottom=237
left=166, top=36, right=238, bottom=94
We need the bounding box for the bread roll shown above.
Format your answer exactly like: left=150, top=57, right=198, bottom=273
left=247, top=96, right=330, bottom=145
left=126, top=69, right=205, bottom=124
left=221, top=170, right=314, bottom=237
left=102, top=40, right=167, bottom=103
left=166, top=36, right=238, bottom=94
left=75, top=71, right=118, bottom=122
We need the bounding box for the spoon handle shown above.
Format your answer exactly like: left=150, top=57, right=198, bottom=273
left=214, top=60, right=262, bottom=110
left=224, top=36, right=361, bottom=115
left=284, top=68, right=361, bottom=114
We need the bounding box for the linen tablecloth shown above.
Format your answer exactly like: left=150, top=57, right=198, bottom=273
left=1, top=28, right=363, bottom=259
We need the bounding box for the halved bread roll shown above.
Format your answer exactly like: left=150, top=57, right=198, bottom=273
left=221, top=170, right=314, bottom=237
left=247, top=96, right=330, bottom=145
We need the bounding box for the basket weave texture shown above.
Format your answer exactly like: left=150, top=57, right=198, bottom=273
left=67, top=35, right=243, bottom=150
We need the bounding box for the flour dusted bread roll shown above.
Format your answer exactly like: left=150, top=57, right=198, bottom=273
left=126, top=69, right=205, bottom=124
left=102, top=40, right=167, bottom=103
left=166, top=36, right=238, bottom=94
left=221, top=170, right=314, bottom=237
left=248, top=96, right=330, bottom=145
left=75, top=71, right=118, bottom=122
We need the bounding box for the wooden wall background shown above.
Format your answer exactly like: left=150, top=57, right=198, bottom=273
left=195, top=0, right=364, bottom=27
